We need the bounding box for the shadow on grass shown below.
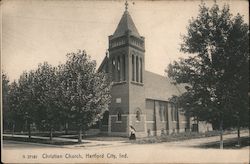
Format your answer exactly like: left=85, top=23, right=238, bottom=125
left=3, top=136, right=90, bottom=145
left=75, top=143, right=112, bottom=148
left=125, top=132, right=206, bottom=144
left=59, top=134, right=128, bottom=141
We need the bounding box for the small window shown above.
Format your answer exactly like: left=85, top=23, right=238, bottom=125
left=117, top=112, right=122, bottom=121
left=136, top=110, right=141, bottom=121
left=147, top=129, right=151, bottom=136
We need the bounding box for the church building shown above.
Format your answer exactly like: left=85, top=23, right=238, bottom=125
left=98, top=3, right=205, bottom=137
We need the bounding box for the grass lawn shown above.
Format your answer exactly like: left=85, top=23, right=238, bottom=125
left=128, top=130, right=248, bottom=146
left=3, top=129, right=248, bottom=147
left=4, top=131, right=77, bottom=137
left=197, top=136, right=250, bottom=149
left=3, top=136, right=81, bottom=145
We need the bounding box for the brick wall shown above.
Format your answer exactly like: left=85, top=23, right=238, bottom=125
left=110, top=115, right=128, bottom=132
left=110, top=83, right=129, bottom=115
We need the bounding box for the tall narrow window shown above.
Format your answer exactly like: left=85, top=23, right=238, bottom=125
left=136, top=110, right=141, bottom=121
left=117, top=56, right=120, bottom=81
left=159, top=102, right=167, bottom=122
left=175, top=105, right=178, bottom=122
left=117, top=112, right=122, bottom=121
left=171, top=104, right=178, bottom=121
left=140, top=58, right=143, bottom=83
left=122, top=54, right=126, bottom=81
left=132, top=55, right=135, bottom=81
left=159, top=103, right=163, bottom=121
left=112, top=58, right=116, bottom=81
left=136, top=56, right=139, bottom=82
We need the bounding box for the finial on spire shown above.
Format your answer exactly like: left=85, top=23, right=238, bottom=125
left=125, top=0, right=128, bottom=11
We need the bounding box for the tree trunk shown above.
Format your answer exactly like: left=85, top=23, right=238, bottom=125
left=197, top=119, right=199, bottom=133
left=237, top=127, right=240, bottom=146
left=78, top=125, right=82, bottom=143
left=237, top=118, right=240, bottom=147
left=28, top=123, right=31, bottom=139
left=219, top=119, right=223, bottom=149
left=12, top=123, right=15, bottom=136
left=49, top=127, right=53, bottom=141
left=65, top=122, right=68, bottom=135
left=177, top=107, right=180, bottom=133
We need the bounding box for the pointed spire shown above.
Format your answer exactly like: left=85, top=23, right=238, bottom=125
left=112, top=1, right=140, bottom=38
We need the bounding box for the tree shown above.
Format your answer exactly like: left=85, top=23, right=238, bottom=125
left=167, top=3, right=249, bottom=148
left=2, top=72, right=10, bottom=131
left=57, top=64, right=74, bottom=134
left=17, top=71, right=38, bottom=139
left=33, top=62, right=60, bottom=141
left=7, top=81, right=22, bottom=134
left=60, top=50, right=111, bottom=143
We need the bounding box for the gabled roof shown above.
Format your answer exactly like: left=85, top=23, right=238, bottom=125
left=97, top=55, right=108, bottom=72
left=144, top=71, right=186, bottom=101
left=113, top=11, right=140, bottom=38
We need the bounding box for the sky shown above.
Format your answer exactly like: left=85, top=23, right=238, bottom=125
left=2, top=0, right=249, bottom=82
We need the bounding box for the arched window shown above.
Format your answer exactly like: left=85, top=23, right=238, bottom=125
left=136, top=110, right=141, bottom=121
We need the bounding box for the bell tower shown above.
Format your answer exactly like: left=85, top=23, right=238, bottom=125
left=105, top=1, right=146, bottom=137
left=108, top=1, right=145, bottom=84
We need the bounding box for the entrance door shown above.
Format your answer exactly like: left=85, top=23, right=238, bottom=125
left=100, top=110, right=109, bottom=132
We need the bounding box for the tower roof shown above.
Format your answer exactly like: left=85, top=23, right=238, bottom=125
left=112, top=11, right=140, bottom=38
